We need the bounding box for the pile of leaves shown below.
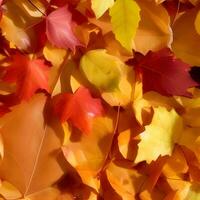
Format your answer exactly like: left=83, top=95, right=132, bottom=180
left=0, top=0, right=200, bottom=199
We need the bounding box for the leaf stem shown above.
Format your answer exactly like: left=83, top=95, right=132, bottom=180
left=27, top=0, right=46, bottom=16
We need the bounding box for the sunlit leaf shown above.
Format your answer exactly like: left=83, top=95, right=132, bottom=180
left=80, top=49, right=122, bottom=91
left=91, top=0, right=114, bottom=18
left=135, top=107, right=183, bottom=164
left=109, top=0, right=140, bottom=51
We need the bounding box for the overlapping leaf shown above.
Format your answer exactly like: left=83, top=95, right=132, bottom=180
left=0, top=0, right=199, bottom=199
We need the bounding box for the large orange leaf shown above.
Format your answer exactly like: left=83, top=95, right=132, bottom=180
left=0, top=94, right=65, bottom=196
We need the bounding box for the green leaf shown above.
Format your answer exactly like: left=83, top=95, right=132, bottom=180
left=80, top=49, right=122, bottom=91
left=109, top=0, right=140, bottom=51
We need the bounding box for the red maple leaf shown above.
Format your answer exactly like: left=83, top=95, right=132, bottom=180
left=134, top=48, right=198, bottom=97
left=52, top=87, right=104, bottom=134
left=3, top=54, right=50, bottom=100
left=45, top=5, right=82, bottom=51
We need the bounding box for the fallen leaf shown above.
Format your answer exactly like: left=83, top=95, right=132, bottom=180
left=172, top=7, right=200, bottom=66
left=0, top=181, right=21, bottom=200
left=135, top=48, right=197, bottom=97
left=80, top=49, right=122, bottom=91
left=167, top=179, right=200, bottom=200
left=3, top=54, right=50, bottom=100
left=0, top=0, right=41, bottom=51
left=91, top=0, right=114, bottom=19
left=109, top=0, right=140, bottom=51
left=0, top=94, right=65, bottom=196
left=52, top=87, right=104, bottom=134
left=106, top=162, right=145, bottom=200
left=43, top=42, right=68, bottom=91
left=135, top=107, right=183, bottom=164
left=46, top=5, right=82, bottom=51
left=135, top=0, right=172, bottom=54
left=62, top=115, right=114, bottom=191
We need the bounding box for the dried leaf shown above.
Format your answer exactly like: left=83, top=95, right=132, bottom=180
left=135, top=107, right=183, bottom=163
left=0, top=94, right=64, bottom=196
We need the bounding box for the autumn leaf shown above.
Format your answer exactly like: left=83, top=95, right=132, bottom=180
left=172, top=7, right=200, bottom=66
left=0, top=0, right=43, bottom=51
left=167, top=180, right=200, bottom=200
left=46, top=5, right=82, bottom=51
left=52, top=87, right=104, bottom=134
left=0, top=0, right=200, bottom=199
left=80, top=49, right=135, bottom=106
left=0, top=94, right=65, bottom=196
left=80, top=49, right=122, bottom=91
left=3, top=54, right=50, bottom=100
left=62, top=116, right=114, bottom=191
left=134, top=48, right=198, bottom=97
left=162, top=146, right=188, bottom=179
left=109, top=0, right=140, bottom=51
left=43, top=42, right=67, bottom=91
left=106, top=162, right=145, bottom=200
left=134, top=0, right=172, bottom=54
left=91, top=0, right=114, bottom=19
left=135, top=107, right=183, bottom=164
left=0, top=181, right=22, bottom=200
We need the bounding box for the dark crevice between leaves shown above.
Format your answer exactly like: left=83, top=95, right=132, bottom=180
left=190, top=66, right=200, bottom=88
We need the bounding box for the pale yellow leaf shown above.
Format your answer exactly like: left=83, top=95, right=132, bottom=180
left=91, top=0, right=114, bottom=18
left=102, top=64, right=134, bottom=106
left=110, top=0, right=140, bottom=51
left=135, top=107, right=183, bottom=164
left=80, top=49, right=122, bottom=91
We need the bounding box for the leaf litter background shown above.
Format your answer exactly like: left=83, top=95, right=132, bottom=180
left=0, top=0, right=200, bottom=199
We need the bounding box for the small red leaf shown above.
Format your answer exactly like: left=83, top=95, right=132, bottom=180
left=53, top=87, right=104, bottom=134
left=3, top=54, right=50, bottom=100
left=46, top=5, right=82, bottom=51
left=135, top=48, right=198, bottom=97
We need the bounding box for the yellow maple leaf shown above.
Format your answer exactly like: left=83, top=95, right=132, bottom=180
left=135, top=107, right=183, bottom=164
